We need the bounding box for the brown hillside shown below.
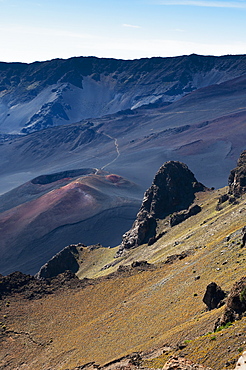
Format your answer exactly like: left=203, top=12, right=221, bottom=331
left=0, top=188, right=246, bottom=369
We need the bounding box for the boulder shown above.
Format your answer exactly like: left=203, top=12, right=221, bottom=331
left=165, top=250, right=192, bottom=265
left=170, top=205, right=202, bottom=227
left=36, top=244, right=79, bottom=279
left=203, top=282, right=226, bottom=310
left=215, top=276, right=246, bottom=329
left=242, top=226, right=246, bottom=247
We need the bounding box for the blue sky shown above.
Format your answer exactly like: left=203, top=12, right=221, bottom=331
left=0, top=0, right=246, bottom=63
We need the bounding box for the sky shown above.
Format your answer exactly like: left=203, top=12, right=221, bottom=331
left=0, top=0, right=246, bottom=63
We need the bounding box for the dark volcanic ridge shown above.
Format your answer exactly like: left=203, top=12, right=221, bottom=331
left=0, top=257, right=156, bottom=300
left=118, top=161, right=207, bottom=256
left=0, top=270, right=86, bottom=300
left=1, top=67, right=246, bottom=196
left=229, top=150, right=246, bottom=197
left=1, top=54, right=246, bottom=134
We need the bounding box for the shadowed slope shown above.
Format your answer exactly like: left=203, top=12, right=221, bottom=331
left=0, top=73, right=246, bottom=196
left=0, top=171, right=141, bottom=275
left=1, top=54, right=246, bottom=134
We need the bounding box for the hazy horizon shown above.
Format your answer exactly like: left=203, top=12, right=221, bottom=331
left=0, top=0, right=246, bottom=64
left=2, top=52, right=246, bottom=65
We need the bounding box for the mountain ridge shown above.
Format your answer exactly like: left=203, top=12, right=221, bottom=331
left=1, top=54, right=246, bottom=134
left=0, top=55, right=246, bottom=275
left=1, top=55, right=246, bottom=199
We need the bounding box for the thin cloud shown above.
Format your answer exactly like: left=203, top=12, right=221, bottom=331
left=122, top=24, right=141, bottom=29
left=0, top=25, right=94, bottom=40
left=156, top=1, right=246, bottom=8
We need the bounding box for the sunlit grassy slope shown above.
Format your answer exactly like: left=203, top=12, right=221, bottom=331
left=0, top=188, right=246, bottom=370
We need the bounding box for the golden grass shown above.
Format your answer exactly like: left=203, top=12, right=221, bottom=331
left=76, top=245, right=116, bottom=279
left=0, top=190, right=246, bottom=369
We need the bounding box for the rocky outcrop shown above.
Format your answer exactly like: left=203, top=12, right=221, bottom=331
left=71, top=353, right=212, bottom=370
left=114, top=261, right=155, bottom=276
left=118, top=212, right=157, bottom=255
left=162, top=357, right=212, bottom=370
left=0, top=271, right=35, bottom=299
left=242, top=226, right=246, bottom=247
left=148, top=231, right=166, bottom=246
left=36, top=245, right=80, bottom=279
left=165, top=250, right=193, bottom=265
left=0, top=270, right=90, bottom=300
left=228, top=150, right=246, bottom=197
left=203, top=282, right=226, bottom=310
left=215, top=277, right=246, bottom=329
left=216, top=150, right=246, bottom=209
left=117, top=161, right=206, bottom=255
left=131, top=260, right=150, bottom=268
left=0, top=260, right=155, bottom=300
left=170, top=205, right=202, bottom=227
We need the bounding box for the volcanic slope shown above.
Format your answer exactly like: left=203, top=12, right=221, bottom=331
left=0, top=70, right=246, bottom=196
left=1, top=175, right=246, bottom=369
left=0, top=170, right=141, bottom=275
left=1, top=54, right=246, bottom=135
left=1, top=62, right=246, bottom=277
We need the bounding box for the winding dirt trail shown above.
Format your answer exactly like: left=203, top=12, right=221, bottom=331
left=100, top=133, right=120, bottom=171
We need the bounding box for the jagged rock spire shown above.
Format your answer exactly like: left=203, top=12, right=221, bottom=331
left=228, top=150, right=246, bottom=197
left=117, top=161, right=206, bottom=256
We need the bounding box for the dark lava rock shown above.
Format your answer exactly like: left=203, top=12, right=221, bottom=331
left=170, top=204, right=202, bottom=227
left=117, top=211, right=157, bottom=254
left=139, top=161, right=205, bottom=219
left=105, top=261, right=156, bottom=279
left=0, top=270, right=92, bottom=300
left=148, top=231, right=166, bottom=246
left=203, top=282, right=226, bottom=310
left=117, top=161, right=206, bottom=255
left=0, top=271, right=35, bottom=298
left=89, top=243, right=103, bottom=251
left=131, top=260, right=150, bottom=268
left=228, top=150, right=246, bottom=197
left=216, top=193, right=229, bottom=210
left=218, top=194, right=229, bottom=204
left=36, top=245, right=80, bottom=279
left=165, top=250, right=193, bottom=264
left=215, top=277, right=246, bottom=329
left=242, top=226, right=246, bottom=247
